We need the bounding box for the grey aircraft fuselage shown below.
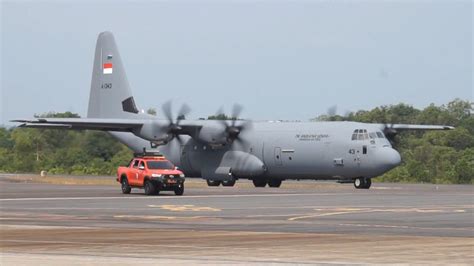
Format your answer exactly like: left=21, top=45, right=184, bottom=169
left=110, top=120, right=400, bottom=182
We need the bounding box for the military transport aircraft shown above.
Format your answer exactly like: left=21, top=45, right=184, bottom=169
left=13, top=32, right=454, bottom=189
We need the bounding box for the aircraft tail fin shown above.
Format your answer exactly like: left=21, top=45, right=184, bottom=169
left=87, top=31, right=144, bottom=119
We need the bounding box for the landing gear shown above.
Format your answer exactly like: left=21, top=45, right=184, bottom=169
left=121, top=178, right=131, bottom=194
left=222, top=179, right=236, bottom=187
left=252, top=178, right=267, bottom=187
left=354, top=177, right=371, bottom=189
left=268, top=179, right=282, bottom=188
left=206, top=179, right=221, bottom=187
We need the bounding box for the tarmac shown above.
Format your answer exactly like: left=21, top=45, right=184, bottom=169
left=0, top=175, right=473, bottom=265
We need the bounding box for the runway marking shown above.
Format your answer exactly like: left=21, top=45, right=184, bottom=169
left=0, top=192, right=356, bottom=202
left=289, top=210, right=374, bottom=221
left=288, top=207, right=468, bottom=221
left=337, top=223, right=474, bottom=231
left=148, top=204, right=221, bottom=212
left=0, top=239, right=270, bottom=251
left=113, top=215, right=206, bottom=220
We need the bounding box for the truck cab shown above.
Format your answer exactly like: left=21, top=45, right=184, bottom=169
left=117, top=153, right=185, bottom=195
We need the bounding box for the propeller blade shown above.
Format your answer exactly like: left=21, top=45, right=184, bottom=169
left=175, top=134, right=184, bottom=145
left=231, top=104, right=243, bottom=120
left=162, top=101, right=173, bottom=123
left=177, top=104, right=191, bottom=120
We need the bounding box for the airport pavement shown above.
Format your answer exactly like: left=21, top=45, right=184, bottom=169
left=0, top=176, right=473, bottom=264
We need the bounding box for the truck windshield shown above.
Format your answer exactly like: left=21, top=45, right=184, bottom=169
left=147, top=160, right=175, bottom=170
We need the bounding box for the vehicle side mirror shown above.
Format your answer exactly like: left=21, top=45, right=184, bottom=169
left=175, top=166, right=179, bottom=170
left=139, top=166, right=145, bottom=170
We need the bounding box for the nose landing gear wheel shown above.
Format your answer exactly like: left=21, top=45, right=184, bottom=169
left=354, top=177, right=371, bottom=189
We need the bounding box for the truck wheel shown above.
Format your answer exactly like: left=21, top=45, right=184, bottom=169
left=206, top=179, right=221, bottom=187
left=174, top=184, right=184, bottom=196
left=144, top=180, right=156, bottom=195
left=222, top=179, right=236, bottom=187
left=121, top=177, right=131, bottom=194
left=268, top=179, right=282, bottom=188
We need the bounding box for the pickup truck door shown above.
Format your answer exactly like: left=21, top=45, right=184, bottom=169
left=128, top=159, right=140, bottom=186
left=137, top=160, right=146, bottom=185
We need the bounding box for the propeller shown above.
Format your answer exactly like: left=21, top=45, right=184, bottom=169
left=161, top=101, right=191, bottom=144
left=215, top=104, right=251, bottom=147
left=382, top=123, right=399, bottom=147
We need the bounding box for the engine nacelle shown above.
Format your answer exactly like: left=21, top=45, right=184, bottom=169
left=196, top=125, right=227, bottom=145
left=133, top=120, right=170, bottom=143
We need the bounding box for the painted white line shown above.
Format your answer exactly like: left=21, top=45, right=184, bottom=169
left=0, top=193, right=354, bottom=202
left=0, top=239, right=267, bottom=251
left=337, top=223, right=474, bottom=231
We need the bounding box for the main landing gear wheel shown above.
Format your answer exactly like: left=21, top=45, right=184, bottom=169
left=252, top=179, right=267, bottom=188
left=207, top=179, right=221, bottom=187
left=268, top=179, right=282, bottom=188
left=121, top=178, right=131, bottom=194
left=144, top=180, right=156, bottom=195
left=222, top=179, right=236, bottom=187
left=174, top=184, right=184, bottom=196
left=354, top=177, right=371, bottom=189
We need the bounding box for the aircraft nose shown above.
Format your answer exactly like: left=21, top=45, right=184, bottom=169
left=378, top=147, right=401, bottom=170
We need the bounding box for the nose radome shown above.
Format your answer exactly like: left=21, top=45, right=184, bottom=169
left=380, top=147, right=401, bottom=170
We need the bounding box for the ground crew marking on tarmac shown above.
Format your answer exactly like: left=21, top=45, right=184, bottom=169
left=148, top=204, right=221, bottom=212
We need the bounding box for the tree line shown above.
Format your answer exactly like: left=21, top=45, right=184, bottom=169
left=0, top=99, right=472, bottom=184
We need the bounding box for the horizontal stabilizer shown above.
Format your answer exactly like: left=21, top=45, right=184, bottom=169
left=11, top=118, right=145, bottom=132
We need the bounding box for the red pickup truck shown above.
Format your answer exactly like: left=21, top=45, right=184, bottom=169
left=117, top=154, right=185, bottom=196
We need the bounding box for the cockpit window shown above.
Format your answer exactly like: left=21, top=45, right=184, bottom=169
left=352, top=129, right=369, bottom=141
left=369, top=132, right=376, bottom=139
left=376, top=131, right=385, bottom=138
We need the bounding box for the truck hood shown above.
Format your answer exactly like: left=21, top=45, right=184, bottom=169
left=148, top=169, right=183, bottom=175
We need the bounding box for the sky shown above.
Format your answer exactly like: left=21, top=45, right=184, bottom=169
left=1, top=0, right=472, bottom=125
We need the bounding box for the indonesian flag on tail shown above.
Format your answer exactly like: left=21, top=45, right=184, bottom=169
left=103, top=63, right=113, bottom=74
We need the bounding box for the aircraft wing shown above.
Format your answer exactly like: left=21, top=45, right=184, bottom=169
left=376, top=124, right=454, bottom=132
left=11, top=118, right=146, bottom=132
left=375, top=124, right=454, bottom=141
